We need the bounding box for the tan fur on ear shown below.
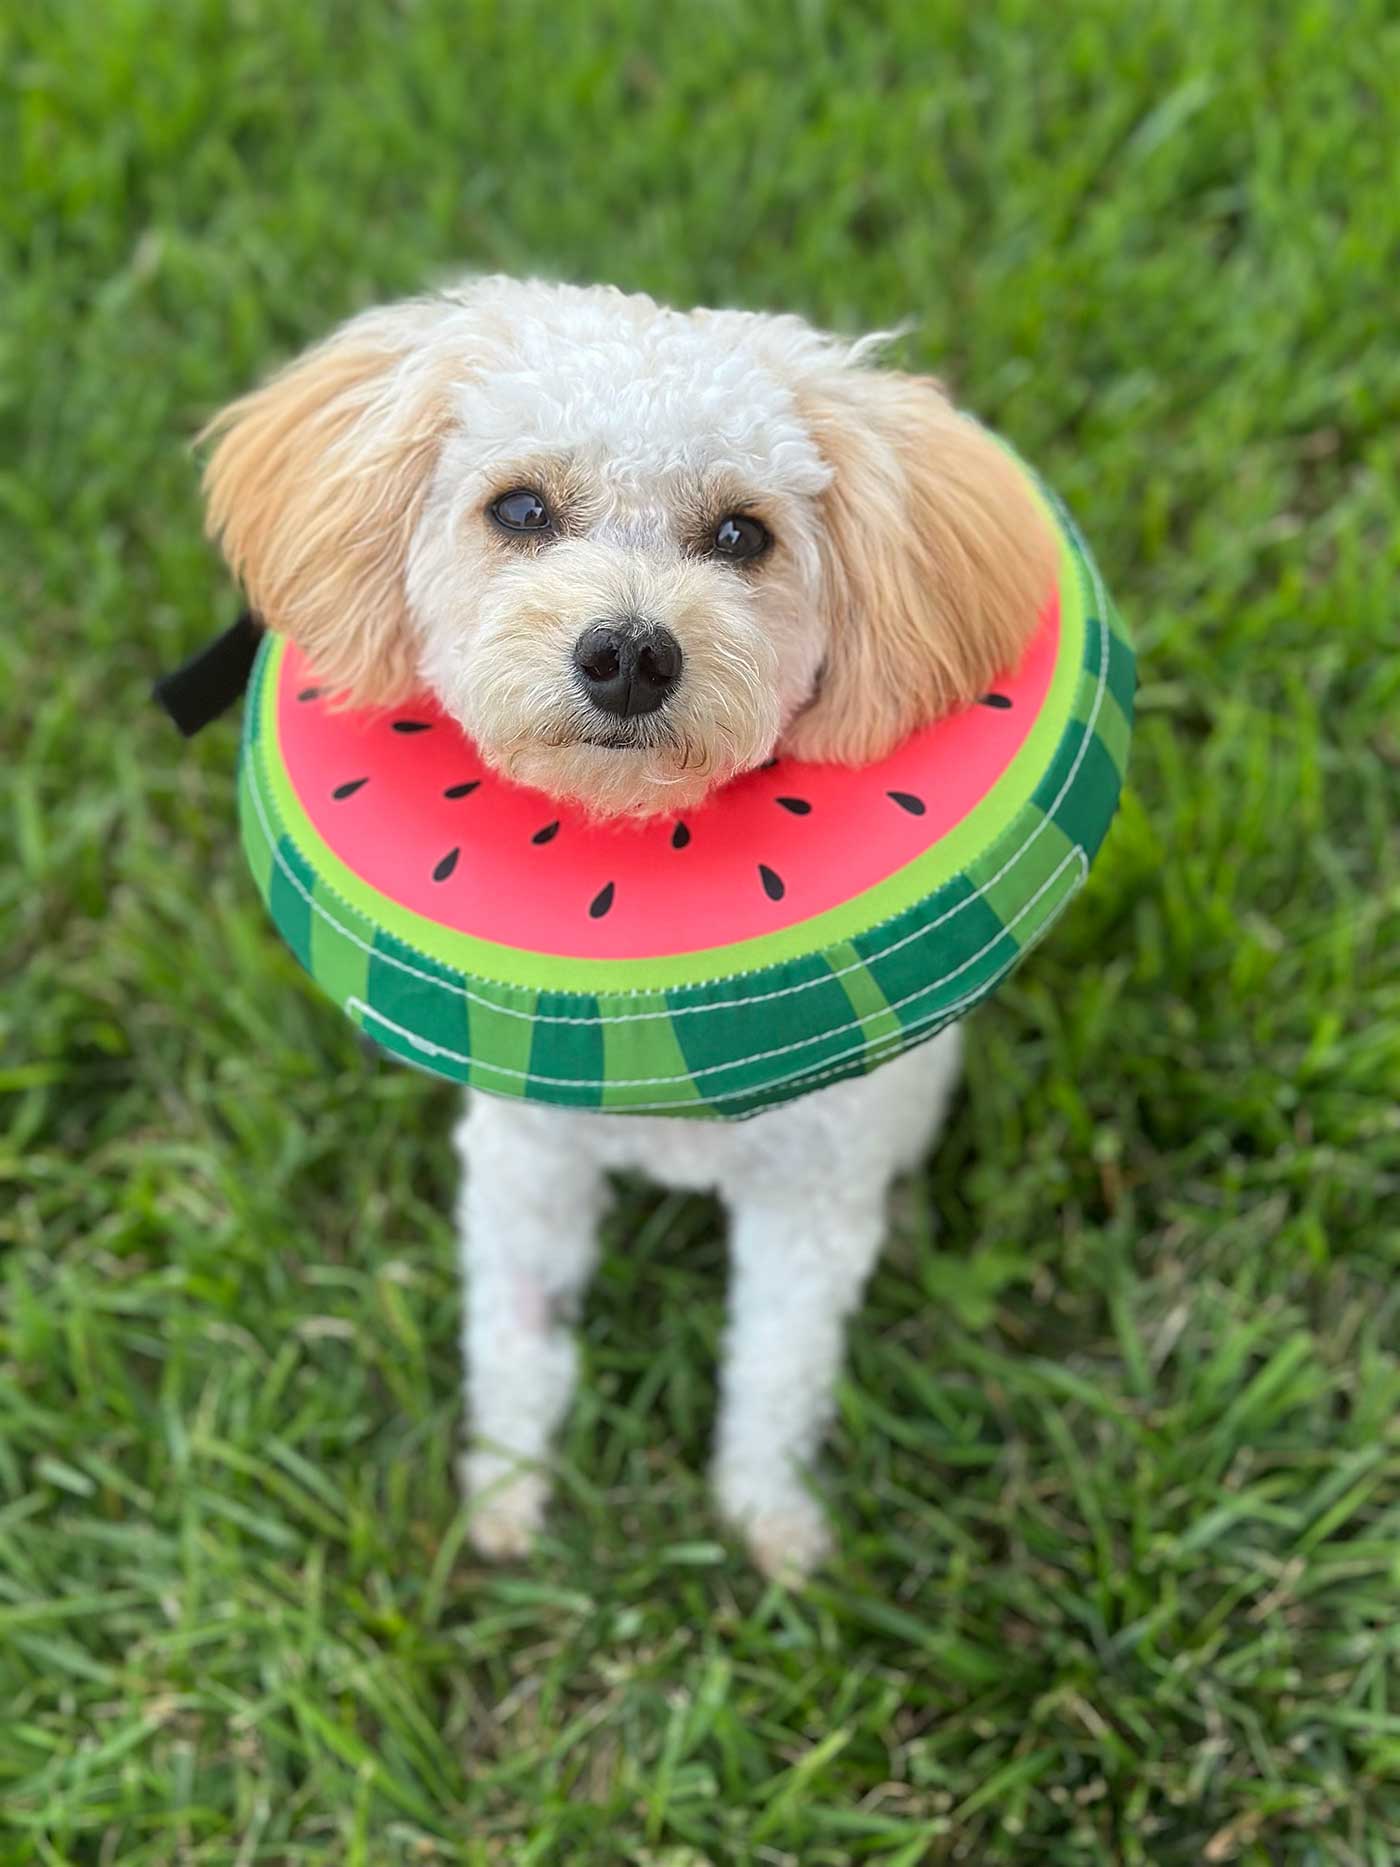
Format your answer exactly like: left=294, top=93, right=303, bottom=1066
left=201, top=303, right=458, bottom=704
left=783, top=370, right=1056, bottom=764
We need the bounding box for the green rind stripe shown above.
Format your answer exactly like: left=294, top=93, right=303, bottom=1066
left=465, top=979, right=537, bottom=1097
left=827, top=940, right=902, bottom=1059
left=361, top=929, right=472, bottom=1083
left=1092, top=689, right=1132, bottom=785
left=670, top=951, right=864, bottom=1103
left=1008, top=848, right=1085, bottom=952
left=269, top=835, right=314, bottom=972
left=526, top=994, right=605, bottom=1109
left=310, top=869, right=372, bottom=1014
left=601, top=999, right=706, bottom=1115
left=238, top=753, right=275, bottom=902
left=1105, top=608, right=1137, bottom=724
left=854, top=874, right=1012, bottom=1033
left=978, top=809, right=1080, bottom=940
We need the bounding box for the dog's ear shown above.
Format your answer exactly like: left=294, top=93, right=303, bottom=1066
left=783, top=368, right=1055, bottom=764
left=201, top=301, right=458, bottom=705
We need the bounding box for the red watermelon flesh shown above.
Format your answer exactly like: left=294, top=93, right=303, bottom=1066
left=277, top=590, right=1059, bottom=961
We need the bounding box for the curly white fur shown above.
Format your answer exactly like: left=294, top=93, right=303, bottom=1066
left=203, top=276, right=1054, bottom=1578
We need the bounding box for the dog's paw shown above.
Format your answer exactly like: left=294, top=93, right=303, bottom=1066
left=743, top=1501, right=833, bottom=1584
left=715, top=1476, right=832, bottom=1584
left=461, top=1453, right=548, bottom=1561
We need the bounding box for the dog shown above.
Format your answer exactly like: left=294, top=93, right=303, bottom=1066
left=202, top=276, right=1054, bottom=1579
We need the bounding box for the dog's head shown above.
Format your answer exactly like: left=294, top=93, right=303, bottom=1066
left=204, top=277, right=1053, bottom=817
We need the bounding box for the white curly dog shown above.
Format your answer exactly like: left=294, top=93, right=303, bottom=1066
left=203, top=276, right=1052, bottom=1578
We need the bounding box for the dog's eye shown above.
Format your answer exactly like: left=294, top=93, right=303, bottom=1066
left=711, top=514, right=771, bottom=562
left=490, top=489, right=552, bottom=534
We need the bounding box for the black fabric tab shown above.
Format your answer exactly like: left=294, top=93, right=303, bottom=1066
left=153, top=612, right=265, bottom=737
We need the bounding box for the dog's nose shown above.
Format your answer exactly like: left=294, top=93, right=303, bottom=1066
left=573, top=619, right=682, bottom=718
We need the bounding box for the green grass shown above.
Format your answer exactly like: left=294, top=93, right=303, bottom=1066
left=4, top=1, right=1400, bottom=1860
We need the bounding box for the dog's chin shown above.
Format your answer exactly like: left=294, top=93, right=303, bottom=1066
left=484, top=737, right=747, bottom=821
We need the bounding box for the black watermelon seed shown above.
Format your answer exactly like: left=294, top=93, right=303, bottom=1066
left=979, top=692, right=1013, bottom=709
left=775, top=796, right=812, bottom=815
left=589, top=881, right=615, bottom=919
left=332, top=777, right=368, bottom=800
left=759, top=864, right=785, bottom=901
left=532, top=821, right=560, bottom=845
left=392, top=719, right=432, bottom=734
left=888, top=790, right=926, bottom=816
left=671, top=821, right=691, bottom=849
left=432, top=848, right=460, bottom=882
left=761, top=757, right=779, bottom=770
left=298, top=686, right=322, bottom=702
left=443, top=780, right=480, bottom=799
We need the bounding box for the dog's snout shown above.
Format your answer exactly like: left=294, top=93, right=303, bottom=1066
left=573, top=618, right=682, bottom=718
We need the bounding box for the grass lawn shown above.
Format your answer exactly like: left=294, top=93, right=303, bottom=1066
left=4, top=1, right=1400, bottom=1860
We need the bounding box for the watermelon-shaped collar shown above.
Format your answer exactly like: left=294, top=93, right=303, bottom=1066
left=239, top=480, right=1133, bottom=1119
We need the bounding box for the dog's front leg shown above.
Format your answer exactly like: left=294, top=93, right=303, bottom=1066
left=712, top=1185, right=888, bottom=1583
left=455, top=1097, right=606, bottom=1558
